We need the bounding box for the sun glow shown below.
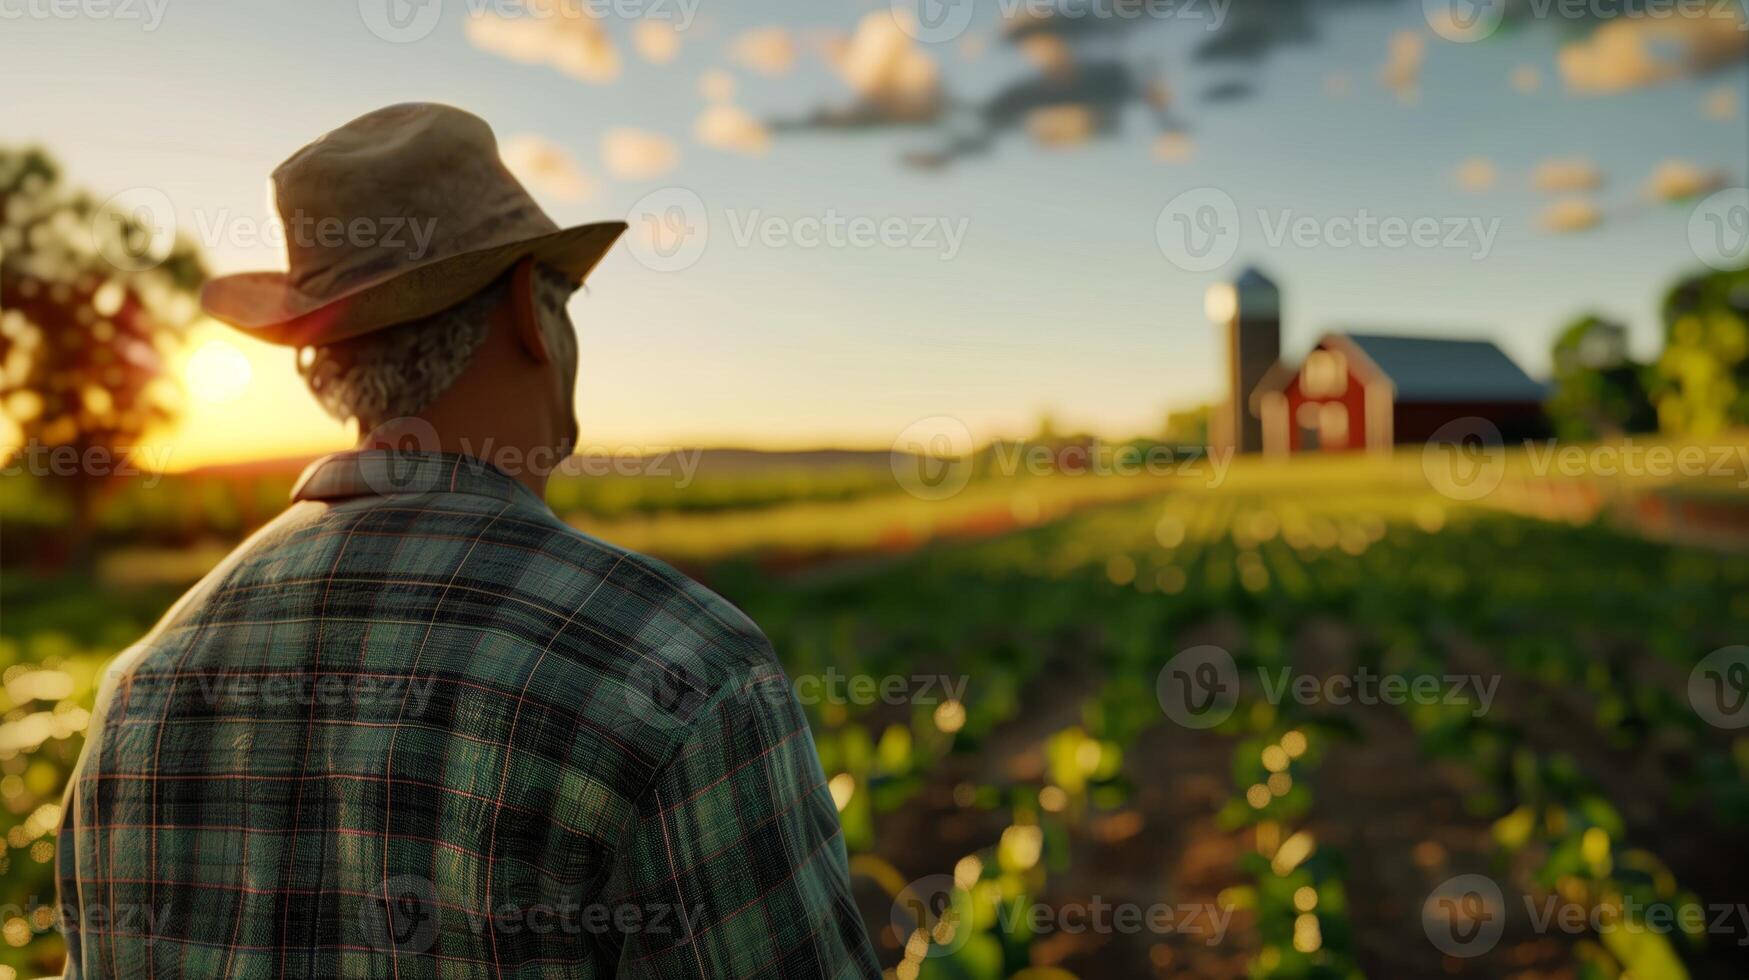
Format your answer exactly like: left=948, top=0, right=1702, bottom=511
left=183, top=339, right=253, bottom=405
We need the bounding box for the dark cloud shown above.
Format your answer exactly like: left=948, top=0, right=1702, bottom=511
left=766, top=0, right=1746, bottom=168
left=1199, top=79, right=1254, bottom=102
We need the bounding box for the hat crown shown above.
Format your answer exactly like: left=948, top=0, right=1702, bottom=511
left=268, top=103, right=558, bottom=297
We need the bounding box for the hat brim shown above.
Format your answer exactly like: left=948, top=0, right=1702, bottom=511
left=199, top=221, right=627, bottom=347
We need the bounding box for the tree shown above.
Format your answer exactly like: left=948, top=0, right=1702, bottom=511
left=1651, top=265, right=1749, bottom=437
left=1545, top=315, right=1656, bottom=440
left=0, top=148, right=206, bottom=567
left=1161, top=404, right=1211, bottom=448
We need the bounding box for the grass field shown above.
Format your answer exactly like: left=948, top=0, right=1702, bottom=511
left=4, top=444, right=1749, bottom=979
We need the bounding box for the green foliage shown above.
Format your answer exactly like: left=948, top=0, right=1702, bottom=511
left=5, top=457, right=1747, bottom=977
left=1547, top=315, right=1657, bottom=440
left=0, top=147, right=207, bottom=567
left=1653, top=265, right=1749, bottom=436
left=0, top=148, right=207, bottom=451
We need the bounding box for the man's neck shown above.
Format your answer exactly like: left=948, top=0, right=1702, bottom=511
left=358, top=415, right=564, bottom=501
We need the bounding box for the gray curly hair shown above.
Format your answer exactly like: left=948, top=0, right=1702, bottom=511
left=298, top=265, right=577, bottom=432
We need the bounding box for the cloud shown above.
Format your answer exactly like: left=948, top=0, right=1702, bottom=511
left=632, top=20, right=680, bottom=64
left=1539, top=197, right=1602, bottom=233
left=833, top=11, right=942, bottom=120
left=775, top=0, right=1410, bottom=167
left=1144, top=77, right=1171, bottom=112
left=1001, top=0, right=1141, bottom=44
left=601, top=128, right=679, bottom=179
left=465, top=3, right=619, bottom=84
left=1379, top=30, right=1424, bottom=103
left=730, top=26, right=797, bottom=76
left=695, top=104, right=771, bottom=156
left=1152, top=132, right=1195, bottom=163
left=1644, top=159, right=1726, bottom=202
left=1454, top=157, right=1496, bottom=193
left=1533, top=157, right=1602, bottom=193
left=1026, top=104, right=1097, bottom=148
left=1202, top=79, right=1255, bottom=102
left=1018, top=33, right=1075, bottom=78
left=1558, top=14, right=1748, bottom=94
left=1705, top=84, right=1739, bottom=120
left=699, top=69, right=736, bottom=103
left=501, top=134, right=596, bottom=203
left=1191, top=0, right=1402, bottom=65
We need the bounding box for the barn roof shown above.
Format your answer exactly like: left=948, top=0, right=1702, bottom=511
left=1329, top=332, right=1547, bottom=402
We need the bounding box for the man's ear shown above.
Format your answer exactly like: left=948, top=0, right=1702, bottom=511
left=509, top=257, right=551, bottom=365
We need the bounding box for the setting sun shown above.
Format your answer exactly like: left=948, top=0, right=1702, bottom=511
left=182, top=338, right=252, bottom=404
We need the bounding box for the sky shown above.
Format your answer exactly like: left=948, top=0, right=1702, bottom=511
left=3, top=0, right=1747, bottom=469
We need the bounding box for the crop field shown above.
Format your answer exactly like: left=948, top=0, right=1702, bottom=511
left=4, top=452, right=1749, bottom=979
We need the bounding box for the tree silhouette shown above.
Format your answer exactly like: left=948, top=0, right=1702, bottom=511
left=0, top=147, right=206, bottom=567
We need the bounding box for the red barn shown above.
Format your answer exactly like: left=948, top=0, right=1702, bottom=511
left=1251, top=332, right=1547, bottom=455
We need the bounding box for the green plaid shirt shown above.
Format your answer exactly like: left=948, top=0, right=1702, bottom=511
left=57, top=451, right=879, bottom=979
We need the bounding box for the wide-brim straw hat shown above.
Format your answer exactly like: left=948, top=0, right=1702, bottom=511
left=200, top=102, right=625, bottom=347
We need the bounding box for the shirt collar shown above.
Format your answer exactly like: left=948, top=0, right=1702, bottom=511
left=291, top=450, right=548, bottom=509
